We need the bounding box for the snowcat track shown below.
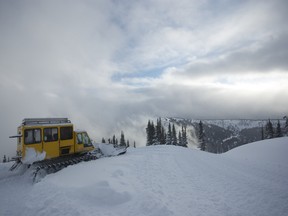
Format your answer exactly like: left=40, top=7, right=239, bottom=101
left=32, top=152, right=98, bottom=182
left=9, top=145, right=127, bottom=182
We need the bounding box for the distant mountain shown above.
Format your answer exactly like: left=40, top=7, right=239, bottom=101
left=162, top=118, right=286, bottom=153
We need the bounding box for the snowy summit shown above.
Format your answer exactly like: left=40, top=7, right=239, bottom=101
left=1, top=137, right=288, bottom=216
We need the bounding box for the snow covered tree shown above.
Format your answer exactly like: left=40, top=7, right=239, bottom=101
left=172, top=124, right=177, bottom=146
left=198, top=121, right=206, bottom=151
left=3, top=155, right=7, bottom=163
left=160, top=124, right=166, bottom=145
left=119, top=131, right=126, bottom=147
left=155, top=118, right=166, bottom=145
left=178, top=131, right=182, bottom=146
left=275, top=120, right=283, bottom=137
left=146, top=120, right=156, bottom=146
left=265, top=119, right=274, bottom=139
left=112, top=135, right=116, bottom=146
left=261, top=126, right=264, bottom=140
left=155, top=118, right=161, bottom=145
left=166, top=122, right=172, bottom=145
left=284, top=116, right=288, bottom=136
left=181, top=125, right=188, bottom=147
left=126, top=140, right=130, bottom=148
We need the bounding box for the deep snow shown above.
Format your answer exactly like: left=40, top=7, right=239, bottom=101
left=1, top=138, right=288, bottom=216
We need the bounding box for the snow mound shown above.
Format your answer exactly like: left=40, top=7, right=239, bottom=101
left=1, top=138, right=288, bottom=216
left=21, top=147, right=46, bottom=164
left=224, top=137, right=288, bottom=162
left=96, top=143, right=126, bottom=157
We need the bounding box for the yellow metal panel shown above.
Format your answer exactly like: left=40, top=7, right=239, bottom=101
left=43, top=127, right=60, bottom=159
left=59, top=125, right=75, bottom=155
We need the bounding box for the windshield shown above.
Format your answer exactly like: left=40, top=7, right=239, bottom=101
left=82, top=132, right=92, bottom=147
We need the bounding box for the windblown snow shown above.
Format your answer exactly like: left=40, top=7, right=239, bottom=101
left=1, top=138, right=288, bottom=216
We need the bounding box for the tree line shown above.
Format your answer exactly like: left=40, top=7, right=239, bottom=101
left=101, top=131, right=136, bottom=148
left=146, top=116, right=288, bottom=154
left=262, top=117, right=288, bottom=139
left=198, top=117, right=288, bottom=153
left=146, top=118, right=188, bottom=147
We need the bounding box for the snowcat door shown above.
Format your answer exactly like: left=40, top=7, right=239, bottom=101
left=23, top=128, right=42, bottom=159
left=43, top=127, right=59, bottom=159
left=59, top=126, right=74, bottom=155
left=75, top=132, right=84, bottom=153
left=75, top=131, right=94, bottom=153
left=82, top=132, right=94, bottom=152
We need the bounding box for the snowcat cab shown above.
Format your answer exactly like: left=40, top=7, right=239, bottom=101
left=75, top=130, right=94, bottom=153
left=10, top=118, right=94, bottom=162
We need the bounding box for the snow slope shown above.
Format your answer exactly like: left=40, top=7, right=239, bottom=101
left=1, top=138, right=288, bottom=216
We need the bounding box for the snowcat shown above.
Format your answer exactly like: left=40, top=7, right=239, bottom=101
left=9, top=118, right=126, bottom=181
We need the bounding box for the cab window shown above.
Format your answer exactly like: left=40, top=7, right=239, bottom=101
left=60, top=126, right=73, bottom=140
left=44, top=128, right=58, bottom=142
left=77, top=133, right=83, bottom=144
left=24, top=129, right=41, bottom=144
left=82, top=133, right=92, bottom=147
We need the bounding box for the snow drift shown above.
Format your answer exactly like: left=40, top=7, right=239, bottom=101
left=1, top=137, right=288, bottom=216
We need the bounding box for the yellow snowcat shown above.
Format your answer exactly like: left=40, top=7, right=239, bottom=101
left=9, top=118, right=126, bottom=181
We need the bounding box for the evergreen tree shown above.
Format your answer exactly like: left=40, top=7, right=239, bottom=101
left=101, top=138, right=106, bottom=143
left=127, top=140, right=130, bottom=148
left=146, top=118, right=169, bottom=145
left=146, top=120, right=156, bottom=146
left=172, top=124, right=177, bottom=145
left=198, top=121, right=206, bottom=151
left=146, top=120, right=152, bottom=146
left=261, top=126, right=264, bottom=140
left=166, top=122, right=172, bottom=145
left=112, top=135, right=116, bottom=146
left=265, top=119, right=274, bottom=139
left=119, top=131, right=126, bottom=147
left=284, top=116, right=288, bottom=136
left=178, top=131, right=182, bottom=146
left=181, top=125, right=188, bottom=147
left=155, top=118, right=162, bottom=145
left=3, top=155, right=6, bottom=163
left=133, top=141, right=136, bottom=148
left=160, top=124, right=166, bottom=144
left=150, top=121, right=156, bottom=145
left=275, top=120, right=282, bottom=137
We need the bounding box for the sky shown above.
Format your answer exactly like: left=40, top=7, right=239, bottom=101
left=0, top=0, right=288, bottom=158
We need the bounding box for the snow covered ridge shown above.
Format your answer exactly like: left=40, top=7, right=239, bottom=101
left=1, top=137, right=288, bottom=216
left=164, top=117, right=287, bottom=153
left=168, top=117, right=286, bottom=131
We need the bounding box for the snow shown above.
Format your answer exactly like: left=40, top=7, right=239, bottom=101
left=1, top=137, right=288, bottom=216
left=97, top=143, right=126, bottom=157
left=21, top=147, right=46, bottom=164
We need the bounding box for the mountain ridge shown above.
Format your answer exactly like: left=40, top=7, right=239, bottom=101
left=162, top=117, right=286, bottom=153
